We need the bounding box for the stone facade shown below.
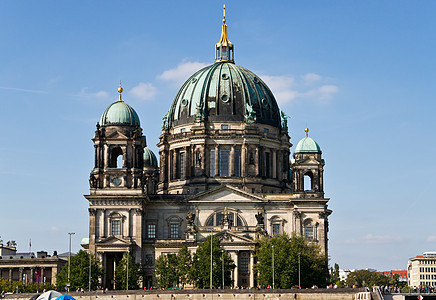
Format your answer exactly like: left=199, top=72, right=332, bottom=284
left=84, top=14, right=332, bottom=290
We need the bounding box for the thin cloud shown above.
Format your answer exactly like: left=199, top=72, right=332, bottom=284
left=0, top=86, right=47, bottom=94
left=426, top=236, right=436, bottom=242
left=129, top=82, right=157, bottom=101
left=159, top=60, right=209, bottom=86
left=343, top=234, right=403, bottom=245
left=75, top=88, right=110, bottom=99
left=260, top=73, right=338, bottom=105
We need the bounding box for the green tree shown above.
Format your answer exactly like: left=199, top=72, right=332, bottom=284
left=254, top=233, right=328, bottom=289
left=330, top=263, right=340, bottom=284
left=346, top=269, right=387, bottom=287
left=177, top=245, right=192, bottom=288
left=114, top=253, right=143, bottom=290
left=190, top=235, right=234, bottom=289
left=56, top=250, right=102, bottom=291
left=154, top=253, right=179, bottom=289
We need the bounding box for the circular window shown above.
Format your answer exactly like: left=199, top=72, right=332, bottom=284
left=221, top=94, right=229, bottom=103
left=253, top=77, right=259, bottom=83
left=221, top=73, right=229, bottom=80
left=112, top=177, right=121, bottom=186
left=181, top=99, right=189, bottom=106
left=191, top=78, right=197, bottom=83
left=261, top=98, right=268, bottom=107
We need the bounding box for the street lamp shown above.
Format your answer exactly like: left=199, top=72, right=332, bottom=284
left=222, top=249, right=225, bottom=289
left=272, top=245, right=275, bottom=289
left=298, top=252, right=301, bottom=289
left=67, top=232, right=75, bottom=292
left=126, top=251, right=129, bottom=291
left=210, top=229, right=213, bottom=289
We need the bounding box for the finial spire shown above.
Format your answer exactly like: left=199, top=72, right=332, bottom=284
left=118, top=81, right=123, bottom=101
left=305, top=127, right=309, bottom=137
left=215, top=4, right=234, bottom=63
left=223, top=4, right=226, bottom=23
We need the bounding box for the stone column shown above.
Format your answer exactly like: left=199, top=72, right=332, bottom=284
left=233, top=251, right=239, bottom=288
left=184, top=146, right=189, bottom=179
left=103, top=209, right=108, bottom=237
left=230, top=145, right=235, bottom=176
left=41, top=267, right=45, bottom=284
left=241, top=142, right=247, bottom=177
left=277, top=150, right=282, bottom=181
left=19, top=268, right=23, bottom=282
left=8, top=268, right=12, bottom=281
left=89, top=208, right=96, bottom=253
left=30, top=268, right=34, bottom=283
left=249, top=251, right=255, bottom=288
left=255, top=146, right=259, bottom=176
left=51, top=267, right=57, bottom=285
left=215, top=145, right=219, bottom=176
left=104, top=144, right=109, bottom=168
left=272, top=149, right=277, bottom=179
left=94, top=144, right=98, bottom=168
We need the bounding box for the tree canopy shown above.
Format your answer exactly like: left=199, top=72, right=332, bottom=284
left=56, top=250, right=102, bottom=291
left=114, top=253, right=143, bottom=290
left=254, top=233, right=328, bottom=289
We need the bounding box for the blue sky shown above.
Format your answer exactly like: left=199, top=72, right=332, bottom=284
left=1, top=1, right=435, bottom=271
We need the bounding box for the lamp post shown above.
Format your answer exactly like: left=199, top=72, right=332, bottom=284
left=298, top=252, right=301, bottom=289
left=67, top=232, right=75, bottom=292
left=126, top=251, right=129, bottom=291
left=210, top=229, right=213, bottom=289
left=222, top=249, right=225, bottom=289
left=88, top=253, right=91, bottom=291
left=272, top=245, right=275, bottom=289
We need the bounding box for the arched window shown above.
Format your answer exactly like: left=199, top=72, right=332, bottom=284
left=206, top=210, right=246, bottom=227
left=304, top=219, right=314, bottom=241
left=269, top=215, right=285, bottom=236
left=110, top=147, right=123, bottom=168
left=304, top=172, right=313, bottom=191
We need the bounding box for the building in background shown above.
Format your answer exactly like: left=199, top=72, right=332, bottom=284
left=408, top=252, right=436, bottom=287
left=0, top=244, right=67, bottom=285
left=83, top=10, right=332, bottom=289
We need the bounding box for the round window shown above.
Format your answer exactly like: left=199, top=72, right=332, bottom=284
left=221, top=94, right=229, bottom=103
left=181, top=99, right=189, bottom=106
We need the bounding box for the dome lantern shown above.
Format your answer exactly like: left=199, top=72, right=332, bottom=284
left=215, top=5, right=234, bottom=63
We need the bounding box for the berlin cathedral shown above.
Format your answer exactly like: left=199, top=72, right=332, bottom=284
left=83, top=10, right=332, bottom=289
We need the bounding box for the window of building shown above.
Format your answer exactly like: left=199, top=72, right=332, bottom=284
left=170, top=224, right=179, bottom=238
left=220, top=150, right=230, bottom=177
left=264, top=128, right=269, bottom=133
left=305, top=226, right=314, bottom=241
left=272, top=224, right=280, bottom=236
left=304, top=173, right=313, bottom=191
left=234, top=149, right=241, bottom=177
left=180, top=128, right=186, bottom=133
left=221, top=124, right=229, bottom=130
left=265, top=152, right=271, bottom=177
left=147, top=224, right=156, bottom=239
left=210, top=149, right=215, bottom=177
left=206, top=211, right=245, bottom=227
left=240, top=257, right=249, bottom=272
left=110, top=147, right=123, bottom=168
left=179, top=151, right=185, bottom=178
left=112, top=220, right=121, bottom=235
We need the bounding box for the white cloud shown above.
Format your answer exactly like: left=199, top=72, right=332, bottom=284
left=76, top=87, right=110, bottom=99
left=158, top=60, right=208, bottom=86
left=50, top=226, right=60, bottom=231
left=129, top=82, right=157, bottom=101
left=301, top=73, right=321, bottom=83
left=0, top=86, right=47, bottom=94
left=426, top=236, right=436, bottom=242
left=343, top=234, right=403, bottom=245
left=261, top=73, right=338, bottom=105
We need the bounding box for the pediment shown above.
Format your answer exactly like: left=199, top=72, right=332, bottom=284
left=188, top=185, right=264, bottom=204
left=96, top=236, right=132, bottom=246
left=106, top=130, right=128, bottom=139
left=214, top=230, right=256, bottom=244
left=300, top=157, right=321, bottom=165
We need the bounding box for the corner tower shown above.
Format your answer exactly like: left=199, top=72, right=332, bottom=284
left=158, top=11, right=292, bottom=195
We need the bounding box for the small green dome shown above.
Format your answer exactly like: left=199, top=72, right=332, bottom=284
left=100, top=100, right=140, bottom=126
left=143, top=147, right=158, bottom=167
left=294, top=137, right=322, bottom=154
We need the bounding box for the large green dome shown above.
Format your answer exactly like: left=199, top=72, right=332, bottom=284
left=294, top=137, right=322, bottom=154
left=167, top=62, right=282, bottom=128
left=100, top=100, right=140, bottom=126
